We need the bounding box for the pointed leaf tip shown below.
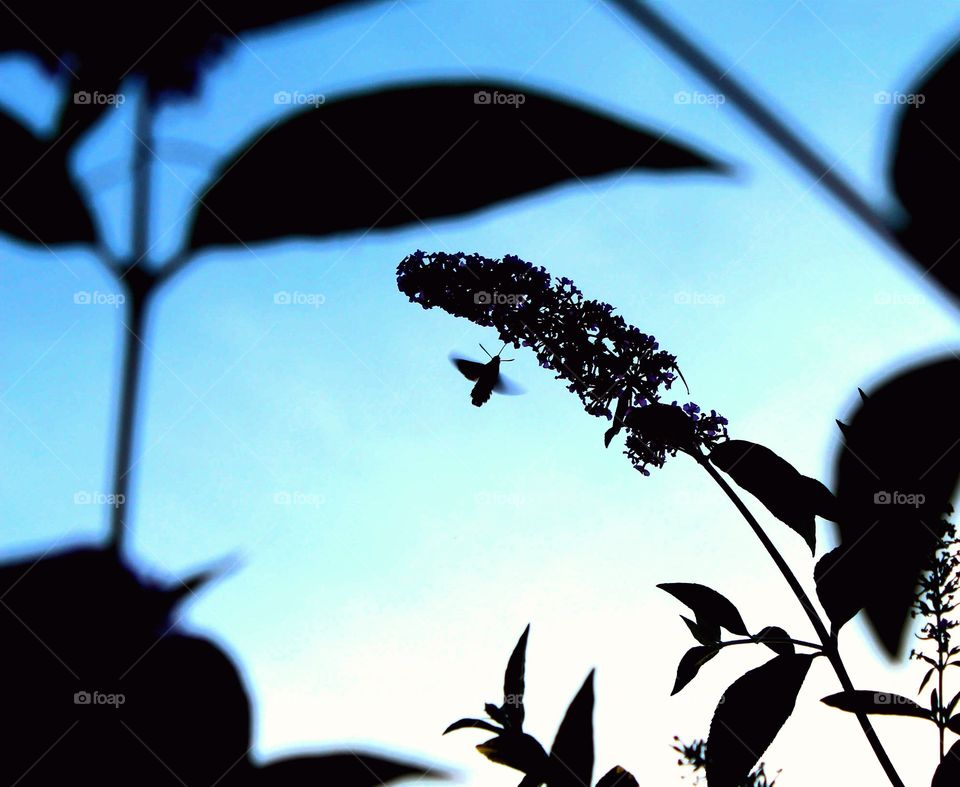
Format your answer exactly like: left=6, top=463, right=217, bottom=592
left=659, top=582, right=748, bottom=636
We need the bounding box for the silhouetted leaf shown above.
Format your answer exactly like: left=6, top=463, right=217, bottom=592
left=710, top=440, right=837, bottom=554
left=189, top=81, right=725, bottom=248
left=831, top=357, right=960, bottom=655
left=754, top=626, right=794, bottom=656
left=821, top=690, right=933, bottom=720
left=671, top=645, right=720, bottom=695
left=681, top=614, right=720, bottom=645
left=256, top=752, right=446, bottom=785
left=443, top=718, right=502, bottom=735
left=659, top=583, right=748, bottom=636
left=503, top=624, right=529, bottom=728
left=0, top=110, right=95, bottom=245
left=477, top=732, right=549, bottom=776
left=596, top=765, right=639, bottom=787
left=888, top=38, right=960, bottom=301
left=933, top=740, right=960, bottom=787
left=706, top=654, right=814, bottom=787
left=0, top=1, right=375, bottom=102
left=947, top=714, right=960, bottom=734
left=547, top=671, right=594, bottom=787
left=622, top=403, right=696, bottom=451
left=813, top=546, right=862, bottom=635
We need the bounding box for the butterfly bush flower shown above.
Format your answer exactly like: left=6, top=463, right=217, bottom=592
left=396, top=251, right=728, bottom=474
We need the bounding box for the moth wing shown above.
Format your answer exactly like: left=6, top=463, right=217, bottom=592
left=451, top=356, right=486, bottom=381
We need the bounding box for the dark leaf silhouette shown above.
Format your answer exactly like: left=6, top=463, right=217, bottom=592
left=189, top=81, right=725, bottom=248
left=821, top=690, right=933, bottom=720
left=710, top=440, right=837, bottom=554
left=671, top=645, right=720, bottom=695
left=831, top=357, right=960, bottom=656
left=888, top=37, right=960, bottom=301
left=754, top=626, right=794, bottom=656
left=681, top=614, right=720, bottom=645
left=813, top=545, right=863, bottom=635
left=596, top=765, right=639, bottom=787
left=659, top=582, right=749, bottom=636
left=444, top=718, right=502, bottom=735
left=503, top=624, right=530, bottom=728
left=0, top=110, right=95, bottom=245
left=947, top=714, right=960, bottom=734
left=476, top=733, right=549, bottom=775
left=706, top=654, right=814, bottom=787
left=256, top=753, right=446, bottom=785
left=547, top=671, right=595, bottom=787
left=933, top=740, right=960, bottom=787
left=0, top=1, right=375, bottom=102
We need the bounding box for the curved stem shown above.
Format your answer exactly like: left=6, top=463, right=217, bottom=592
left=696, top=452, right=905, bottom=787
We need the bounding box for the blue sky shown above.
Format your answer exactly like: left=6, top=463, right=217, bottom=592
left=2, top=1, right=960, bottom=784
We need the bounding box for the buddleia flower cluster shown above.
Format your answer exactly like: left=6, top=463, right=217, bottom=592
left=396, top=251, right=728, bottom=474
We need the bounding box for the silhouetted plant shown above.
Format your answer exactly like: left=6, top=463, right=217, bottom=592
left=0, top=2, right=729, bottom=783
left=445, top=625, right=637, bottom=787
left=397, top=253, right=929, bottom=786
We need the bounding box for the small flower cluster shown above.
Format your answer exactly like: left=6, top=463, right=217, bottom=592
left=396, top=251, right=728, bottom=473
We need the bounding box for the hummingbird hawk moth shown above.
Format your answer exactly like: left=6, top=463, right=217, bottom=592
left=450, top=343, right=523, bottom=407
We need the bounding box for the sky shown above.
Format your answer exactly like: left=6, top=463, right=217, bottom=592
left=2, top=1, right=960, bottom=784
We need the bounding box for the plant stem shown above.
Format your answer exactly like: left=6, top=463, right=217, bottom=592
left=696, top=453, right=905, bottom=787
left=720, top=637, right=822, bottom=651
left=109, top=89, right=157, bottom=554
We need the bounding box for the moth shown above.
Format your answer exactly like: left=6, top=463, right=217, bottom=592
left=450, top=343, right=523, bottom=407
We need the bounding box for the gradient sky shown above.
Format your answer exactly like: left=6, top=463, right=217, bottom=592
left=2, top=1, right=960, bottom=784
